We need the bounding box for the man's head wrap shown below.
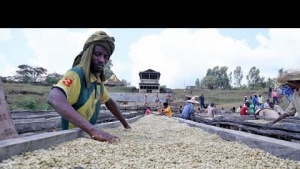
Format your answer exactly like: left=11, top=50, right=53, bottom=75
left=276, top=70, right=300, bottom=84
left=72, top=31, right=115, bottom=88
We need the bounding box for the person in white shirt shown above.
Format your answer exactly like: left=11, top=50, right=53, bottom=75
left=236, top=105, right=242, bottom=113
left=220, top=107, right=226, bottom=114
left=269, top=102, right=284, bottom=115
left=258, top=94, right=264, bottom=109
left=205, top=103, right=217, bottom=117
left=263, top=99, right=270, bottom=109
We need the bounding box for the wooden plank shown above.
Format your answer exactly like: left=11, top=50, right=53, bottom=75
left=0, top=79, right=19, bottom=140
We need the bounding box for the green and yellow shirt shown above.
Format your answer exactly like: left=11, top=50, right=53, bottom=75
left=53, top=66, right=109, bottom=129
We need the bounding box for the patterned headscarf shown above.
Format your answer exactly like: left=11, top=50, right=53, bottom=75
left=72, top=31, right=115, bottom=87
left=280, top=85, right=294, bottom=102
left=277, top=70, right=300, bottom=102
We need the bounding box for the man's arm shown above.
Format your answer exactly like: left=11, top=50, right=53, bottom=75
left=47, top=88, right=97, bottom=134
left=48, top=88, right=118, bottom=142
left=47, top=88, right=111, bottom=136
left=105, top=98, right=131, bottom=129
left=159, top=108, right=166, bottom=115
left=270, top=113, right=290, bottom=125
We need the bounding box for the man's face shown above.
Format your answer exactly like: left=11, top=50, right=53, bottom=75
left=269, top=103, right=274, bottom=108
left=90, top=45, right=109, bottom=74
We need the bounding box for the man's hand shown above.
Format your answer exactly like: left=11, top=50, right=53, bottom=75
left=90, top=130, right=119, bottom=143
left=267, top=121, right=275, bottom=126
left=267, top=113, right=289, bottom=126
left=124, top=124, right=132, bottom=130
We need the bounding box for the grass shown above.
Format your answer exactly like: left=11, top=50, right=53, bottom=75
left=173, top=88, right=256, bottom=110
left=1, top=83, right=289, bottom=112
left=2, top=83, right=52, bottom=110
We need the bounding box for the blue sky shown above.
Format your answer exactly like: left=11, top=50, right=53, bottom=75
left=0, top=28, right=299, bottom=89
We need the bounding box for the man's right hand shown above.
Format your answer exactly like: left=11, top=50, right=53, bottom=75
left=267, top=121, right=275, bottom=126
left=90, top=130, right=119, bottom=143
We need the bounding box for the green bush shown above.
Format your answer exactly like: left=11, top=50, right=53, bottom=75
left=26, top=99, right=36, bottom=110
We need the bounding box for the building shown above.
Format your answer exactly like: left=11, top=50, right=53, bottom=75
left=139, top=69, right=160, bottom=93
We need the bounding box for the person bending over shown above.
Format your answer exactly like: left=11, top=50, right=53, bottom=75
left=47, top=31, right=131, bottom=143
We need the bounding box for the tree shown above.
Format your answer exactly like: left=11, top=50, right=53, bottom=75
left=218, top=66, right=230, bottom=90
left=104, top=60, right=114, bottom=80
left=121, top=79, right=130, bottom=87
left=202, top=66, right=231, bottom=90
left=246, top=66, right=262, bottom=90
left=33, top=67, right=48, bottom=81
left=15, top=64, right=47, bottom=82
left=200, top=75, right=215, bottom=90
left=0, top=76, right=7, bottom=83
left=45, top=72, right=63, bottom=84
left=228, top=72, right=232, bottom=87
left=278, top=68, right=284, bottom=77
left=266, top=77, right=274, bottom=88
left=195, top=78, right=200, bottom=89
left=233, top=66, right=243, bottom=88
left=277, top=68, right=288, bottom=78
left=1, top=76, right=15, bottom=83
left=257, top=77, right=266, bottom=89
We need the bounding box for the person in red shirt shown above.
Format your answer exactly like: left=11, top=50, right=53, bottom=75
left=145, top=107, right=152, bottom=115
left=272, top=89, right=279, bottom=105
left=240, top=105, right=249, bottom=116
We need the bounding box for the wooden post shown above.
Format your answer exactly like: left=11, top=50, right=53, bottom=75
left=0, top=79, right=19, bottom=140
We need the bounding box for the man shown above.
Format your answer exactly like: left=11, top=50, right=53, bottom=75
left=158, top=102, right=172, bottom=117
left=144, top=94, right=148, bottom=106
left=155, top=91, right=160, bottom=103
left=166, top=93, right=172, bottom=103
left=181, top=97, right=199, bottom=120
left=263, top=99, right=270, bottom=109
left=254, top=102, right=283, bottom=119
left=258, top=94, right=264, bottom=109
left=269, top=102, right=284, bottom=114
left=269, top=70, right=300, bottom=125
left=220, top=107, right=226, bottom=114
left=254, top=106, right=280, bottom=120
left=268, top=86, right=272, bottom=98
left=245, top=99, right=250, bottom=108
left=199, top=94, right=205, bottom=109
left=272, top=88, right=279, bottom=105
left=47, top=31, right=131, bottom=143
left=236, top=105, right=242, bottom=113
left=253, top=95, right=259, bottom=106
left=248, top=102, right=255, bottom=115
left=205, top=103, right=217, bottom=118
left=240, top=104, right=249, bottom=116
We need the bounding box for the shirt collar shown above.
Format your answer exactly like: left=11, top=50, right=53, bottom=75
left=90, top=73, right=101, bottom=83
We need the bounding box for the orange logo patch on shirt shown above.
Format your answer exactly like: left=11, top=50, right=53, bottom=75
left=62, top=78, right=73, bottom=87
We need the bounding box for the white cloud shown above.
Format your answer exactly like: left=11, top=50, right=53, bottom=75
left=22, top=28, right=110, bottom=75
left=0, top=53, right=17, bottom=76
left=0, top=29, right=15, bottom=77
left=111, top=60, right=131, bottom=81
left=128, top=28, right=300, bottom=89
left=4, top=28, right=300, bottom=89
left=0, top=29, right=13, bottom=42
